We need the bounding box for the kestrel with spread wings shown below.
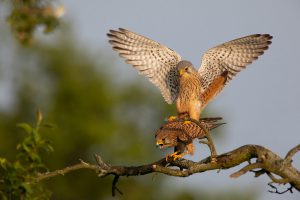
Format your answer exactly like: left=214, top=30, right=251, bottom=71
left=107, top=28, right=272, bottom=121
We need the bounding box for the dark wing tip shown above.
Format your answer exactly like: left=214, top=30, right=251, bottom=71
left=108, top=40, right=117, bottom=45
left=264, top=34, right=273, bottom=44
left=252, top=34, right=261, bottom=37
left=253, top=34, right=273, bottom=42
left=118, top=28, right=127, bottom=32
left=108, top=29, right=125, bottom=35
left=112, top=46, right=127, bottom=51
left=107, top=33, right=114, bottom=38
left=108, top=29, right=117, bottom=34
left=262, top=34, right=273, bottom=40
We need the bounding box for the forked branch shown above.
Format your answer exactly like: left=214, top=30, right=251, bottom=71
left=37, top=144, right=300, bottom=196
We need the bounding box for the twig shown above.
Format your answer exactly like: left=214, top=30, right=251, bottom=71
left=94, top=154, right=109, bottom=168
left=230, top=163, right=263, bottom=178
left=250, top=169, right=266, bottom=177
left=266, top=172, right=290, bottom=184
left=268, top=183, right=294, bottom=194
left=112, top=175, right=123, bottom=196
left=36, top=161, right=99, bottom=182
left=285, top=144, right=300, bottom=164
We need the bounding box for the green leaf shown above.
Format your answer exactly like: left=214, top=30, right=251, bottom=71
left=46, top=145, right=54, bottom=152
left=16, top=123, right=32, bottom=134
left=32, top=129, right=40, bottom=143
left=29, top=152, right=41, bottom=163
left=13, top=161, right=24, bottom=171
left=22, top=142, right=31, bottom=153
left=0, top=157, right=7, bottom=169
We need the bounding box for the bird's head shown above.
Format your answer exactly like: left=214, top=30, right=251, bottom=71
left=155, top=130, right=178, bottom=149
left=176, top=60, right=196, bottom=77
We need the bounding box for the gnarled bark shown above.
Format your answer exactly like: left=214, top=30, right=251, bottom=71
left=36, top=144, right=300, bottom=196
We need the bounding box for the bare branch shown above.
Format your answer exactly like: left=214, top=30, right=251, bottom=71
left=36, top=144, right=300, bottom=195
left=36, top=161, right=98, bottom=182
left=285, top=144, right=300, bottom=164
left=266, top=172, right=289, bottom=184
left=230, top=163, right=263, bottom=178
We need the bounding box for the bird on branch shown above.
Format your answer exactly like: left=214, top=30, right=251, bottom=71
left=155, top=117, right=224, bottom=160
left=108, top=28, right=272, bottom=160
left=107, top=28, right=272, bottom=123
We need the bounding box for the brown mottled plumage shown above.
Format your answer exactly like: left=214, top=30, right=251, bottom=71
left=155, top=117, right=224, bottom=159
left=108, top=28, right=272, bottom=121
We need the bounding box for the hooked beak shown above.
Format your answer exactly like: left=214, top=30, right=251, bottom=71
left=179, top=69, right=185, bottom=76
left=156, top=141, right=164, bottom=148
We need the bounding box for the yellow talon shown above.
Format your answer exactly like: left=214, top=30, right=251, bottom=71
left=165, top=153, right=174, bottom=161
left=183, top=120, right=192, bottom=125
left=166, top=151, right=184, bottom=161
left=172, top=153, right=184, bottom=160
left=168, top=116, right=177, bottom=121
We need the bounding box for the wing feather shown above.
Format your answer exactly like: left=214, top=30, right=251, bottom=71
left=108, top=28, right=182, bottom=103
left=199, top=34, right=272, bottom=93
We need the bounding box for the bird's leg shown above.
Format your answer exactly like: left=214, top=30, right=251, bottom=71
left=178, top=112, right=189, bottom=119
left=166, top=151, right=187, bottom=161
left=166, top=151, right=179, bottom=161
left=167, top=115, right=178, bottom=122
left=183, top=120, right=192, bottom=125
left=186, top=143, right=195, bottom=155
left=171, top=152, right=187, bottom=161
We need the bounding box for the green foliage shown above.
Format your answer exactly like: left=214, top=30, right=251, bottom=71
left=0, top=111, right=52, bottom=200
left=0, top=27, right=171, bottom=199
left=6, top=0, right=63, bottom=44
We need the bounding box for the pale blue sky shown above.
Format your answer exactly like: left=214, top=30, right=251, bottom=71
left=2, top=0, right=300, bottom=199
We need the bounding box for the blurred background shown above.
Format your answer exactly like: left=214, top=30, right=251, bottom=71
left=0, top=0, right=299, bottom=199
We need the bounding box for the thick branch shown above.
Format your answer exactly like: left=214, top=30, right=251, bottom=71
left=36, top=144, right=300, bottom=193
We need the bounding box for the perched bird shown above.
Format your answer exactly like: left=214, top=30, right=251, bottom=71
left=107, top=28, right=272, bottom=121
left=155, top=117, right=224, bottom=160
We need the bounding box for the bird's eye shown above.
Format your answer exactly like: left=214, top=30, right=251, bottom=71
left=185, top=66, right=189, bottom=71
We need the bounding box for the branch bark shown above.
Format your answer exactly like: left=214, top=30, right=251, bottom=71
left=36, top=144, right=300, bottom=195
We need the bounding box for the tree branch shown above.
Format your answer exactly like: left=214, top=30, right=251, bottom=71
left=285, top=144, right=300, bottom=164
left=36, top=144, right=300, bottom=195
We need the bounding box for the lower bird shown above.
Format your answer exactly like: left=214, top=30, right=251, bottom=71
left=155, top=117, right=224, bottom=160
left=107, top=28, right=272, bottom=121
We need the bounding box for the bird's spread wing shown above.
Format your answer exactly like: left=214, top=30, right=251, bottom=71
left=107, top=28, right=182, bottom=104
left=198, top=34, right=272, bottom=96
